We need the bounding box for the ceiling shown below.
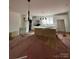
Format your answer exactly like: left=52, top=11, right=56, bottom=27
left=9, top=0, right=70, bottom=16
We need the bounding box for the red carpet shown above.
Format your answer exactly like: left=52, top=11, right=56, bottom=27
left=9, top=35, right=69, bottom=59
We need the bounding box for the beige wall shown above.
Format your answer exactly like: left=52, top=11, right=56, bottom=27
left=53, top=13, right=70, bottom=32
left=9, top=11, right=21, bottom=34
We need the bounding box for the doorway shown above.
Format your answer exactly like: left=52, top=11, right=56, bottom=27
left=57, top=19, right=66, bottom=32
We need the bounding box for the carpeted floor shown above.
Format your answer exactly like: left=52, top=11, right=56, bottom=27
left=56, top=32, right=70, bottom=48
left=9, top=34, right=70, bottom=59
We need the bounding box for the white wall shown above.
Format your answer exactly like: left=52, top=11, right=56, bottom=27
left=32, top=15, right=56, bottom=29
left=53, top=14, right=70, bottom=32
left=9, top=11, right=21, bottom=34
left=20, top=15, right=28, bottom=33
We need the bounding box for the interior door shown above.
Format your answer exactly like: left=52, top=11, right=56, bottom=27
left=57, top=20, right=65, bottom=32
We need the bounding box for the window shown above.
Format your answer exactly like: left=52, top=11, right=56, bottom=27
left=41, top=16, right=53, bottom=25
